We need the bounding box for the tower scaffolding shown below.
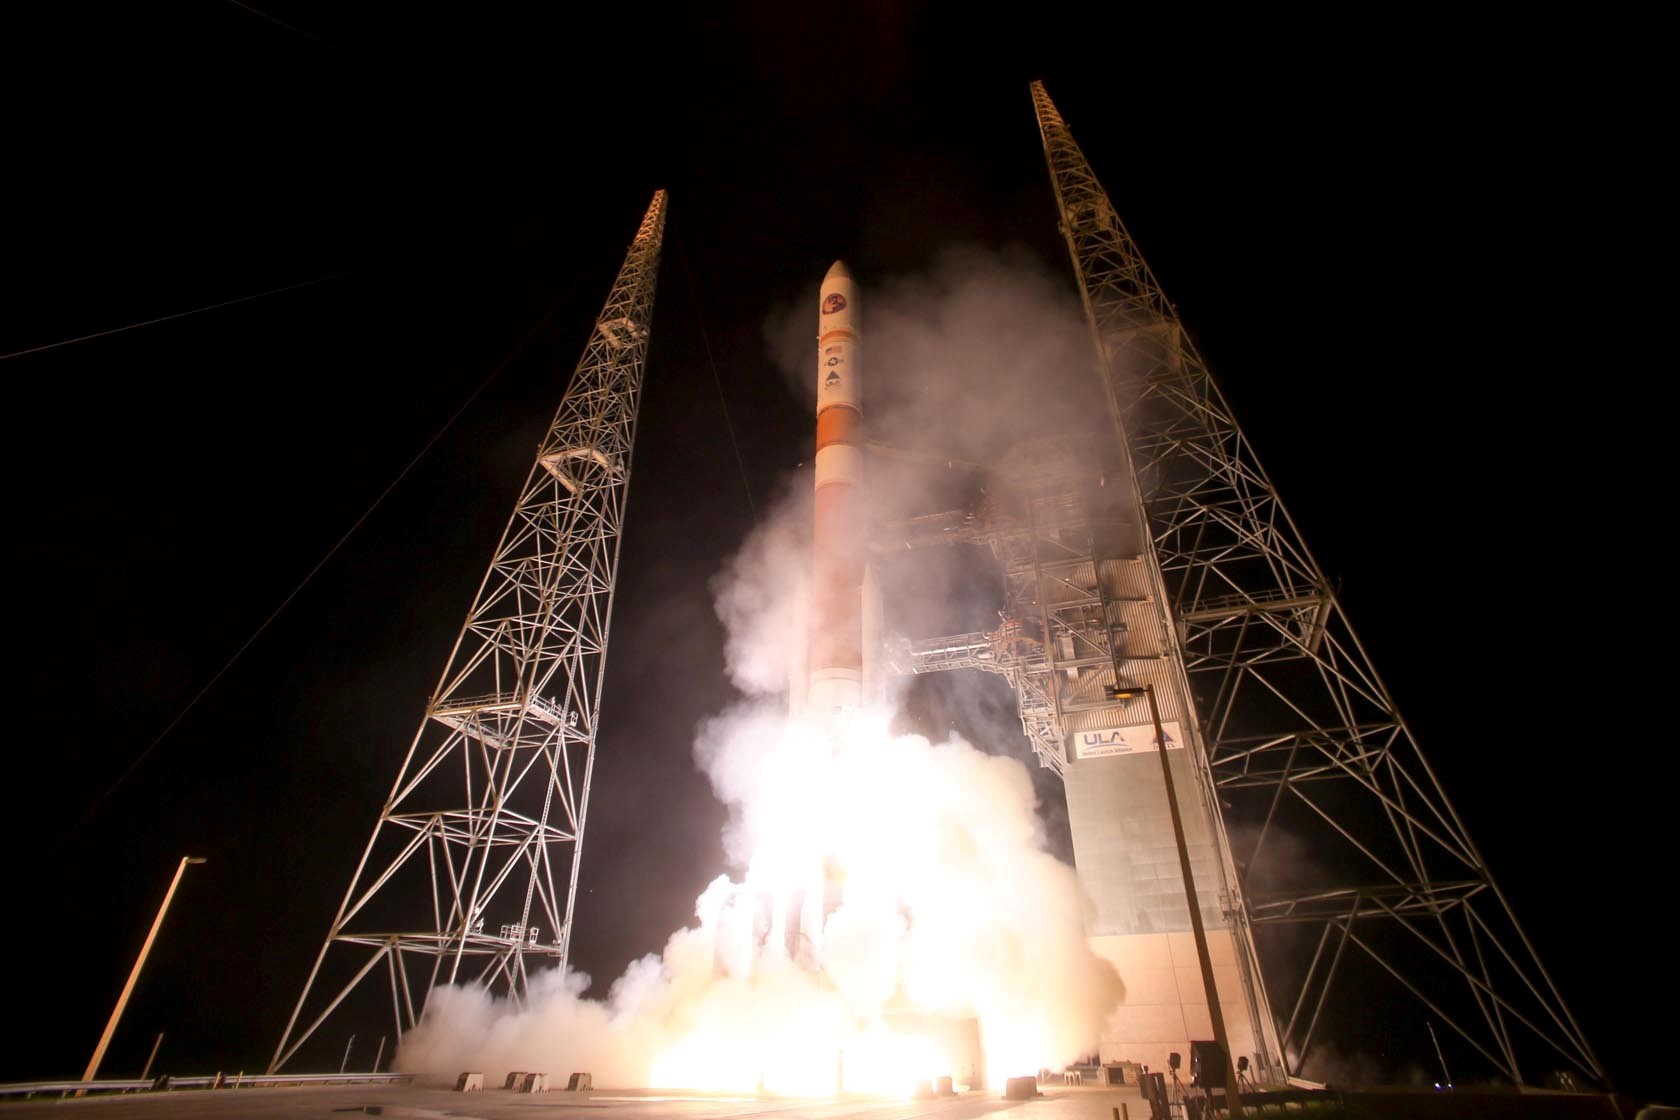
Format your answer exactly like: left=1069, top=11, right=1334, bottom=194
left=271, top=190, right=667, bottom=1072
left=1030, top=81, right=1602, bottom=1085
left=887, top=432, right=1281, bottom=1078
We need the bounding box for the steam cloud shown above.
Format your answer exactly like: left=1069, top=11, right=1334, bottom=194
left=395, top=247, right=1121, bottom=1091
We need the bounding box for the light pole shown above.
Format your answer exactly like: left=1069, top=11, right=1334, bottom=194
left=1111, top=685, right=1244, bottom=1117
left=139, top=1033, right=165, bottom=1080
left=81, top=856, right=206, bottom=1087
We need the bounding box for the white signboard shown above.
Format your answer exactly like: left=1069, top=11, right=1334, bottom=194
left=1073, top=720, right=1185, bottom=760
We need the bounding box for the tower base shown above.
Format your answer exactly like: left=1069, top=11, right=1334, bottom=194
left=1087, top=930, right=1257, bottom=1077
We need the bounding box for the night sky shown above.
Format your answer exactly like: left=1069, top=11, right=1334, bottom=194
left=5, top=2, right=1666, bottom=1106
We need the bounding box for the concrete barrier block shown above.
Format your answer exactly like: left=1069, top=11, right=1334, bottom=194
left=1005, top=1076, right=1041, bottom=1100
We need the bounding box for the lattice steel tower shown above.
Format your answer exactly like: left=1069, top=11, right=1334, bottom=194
left=1029, top=82, right=1601, bottom=1086
left=272, top=190, right=667, bottom=1072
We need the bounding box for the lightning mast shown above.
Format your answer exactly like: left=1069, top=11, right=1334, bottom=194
left=1030, top=81, right=1601, bottom=1086
left=272, top=190, right=667, bottom=1071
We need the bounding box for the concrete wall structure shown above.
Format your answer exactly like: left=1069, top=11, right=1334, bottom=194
left=1087, top=931, right=1255, bottom=1077
left=977, top=442, right=1261, bottom=1076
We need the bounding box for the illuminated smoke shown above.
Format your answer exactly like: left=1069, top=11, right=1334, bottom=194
left=395, top=249, right=1122, bottom=1091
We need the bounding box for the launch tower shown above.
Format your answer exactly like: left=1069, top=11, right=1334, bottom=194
left=894, top=433, right=1274, bottom=1077
left=271, top=191, right=667, bottom=1071
left=1016, top=83, right=1600, bottom=1085
left=892, top=85, right=1605, bottom=1087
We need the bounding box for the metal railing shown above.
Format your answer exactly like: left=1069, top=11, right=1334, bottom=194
left=0, top=1071, right=415, bottom=1097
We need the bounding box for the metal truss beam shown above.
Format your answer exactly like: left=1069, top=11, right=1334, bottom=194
left=271, top=191, right=667, bottom=1072
left=1031, top=81, right=1602, bottom=1086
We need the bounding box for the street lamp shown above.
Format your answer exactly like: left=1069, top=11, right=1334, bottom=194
left=1108, top=684, right=1244, bottom=1117
left=81, top=856, right=207, bottom=1086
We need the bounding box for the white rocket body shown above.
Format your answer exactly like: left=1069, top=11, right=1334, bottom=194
left=808, top=261, right=866, bottom=720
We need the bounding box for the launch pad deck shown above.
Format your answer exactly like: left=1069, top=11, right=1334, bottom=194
left=0, top=1081, right=1633, bottom=1120
left=0, top=1083, right=1145, bottom=1120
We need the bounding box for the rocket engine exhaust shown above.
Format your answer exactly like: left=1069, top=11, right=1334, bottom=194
left=393, top=254, right=1129, bottom=1094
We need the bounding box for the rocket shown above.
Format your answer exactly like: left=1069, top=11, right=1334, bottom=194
left=806, top=260, right=869, bottom=721
left=769, top=261, right=877, bottom=966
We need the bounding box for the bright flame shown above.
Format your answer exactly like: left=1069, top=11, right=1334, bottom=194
left=390, top=253, right=1129, bottom=1092
left=841, top=1030, right=941, bottom=1096
left=396, top=707, right=1122, bottom=1092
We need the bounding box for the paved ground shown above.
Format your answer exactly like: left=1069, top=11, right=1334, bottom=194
left=0, top=1082, right=1153, bottom=1120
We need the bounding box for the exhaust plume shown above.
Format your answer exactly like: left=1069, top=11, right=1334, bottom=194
left=396, top=248, right=1121, bottom=1092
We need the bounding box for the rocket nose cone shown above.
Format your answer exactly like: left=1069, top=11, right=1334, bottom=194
left=824, top=260, right=852, bottom=283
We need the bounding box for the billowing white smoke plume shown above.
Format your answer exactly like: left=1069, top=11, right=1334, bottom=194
left=396, top=248, right=1122, bottom=1091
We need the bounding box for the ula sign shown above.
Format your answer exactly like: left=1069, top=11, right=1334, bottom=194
left=1073, top=720, right=1185, bottom=760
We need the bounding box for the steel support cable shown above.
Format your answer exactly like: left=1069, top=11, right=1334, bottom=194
left=0, top=269, right=358, bottom=363
left=2, top=212, right=551, bottom=366
left=223, top=0, right=358, bottom=59
left=677, top=236, right=757, bottom=519
left=63, top=277, right=585, bottom=841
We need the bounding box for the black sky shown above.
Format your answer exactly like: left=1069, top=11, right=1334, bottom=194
left=4, top=1, right=1666, bottom=1105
